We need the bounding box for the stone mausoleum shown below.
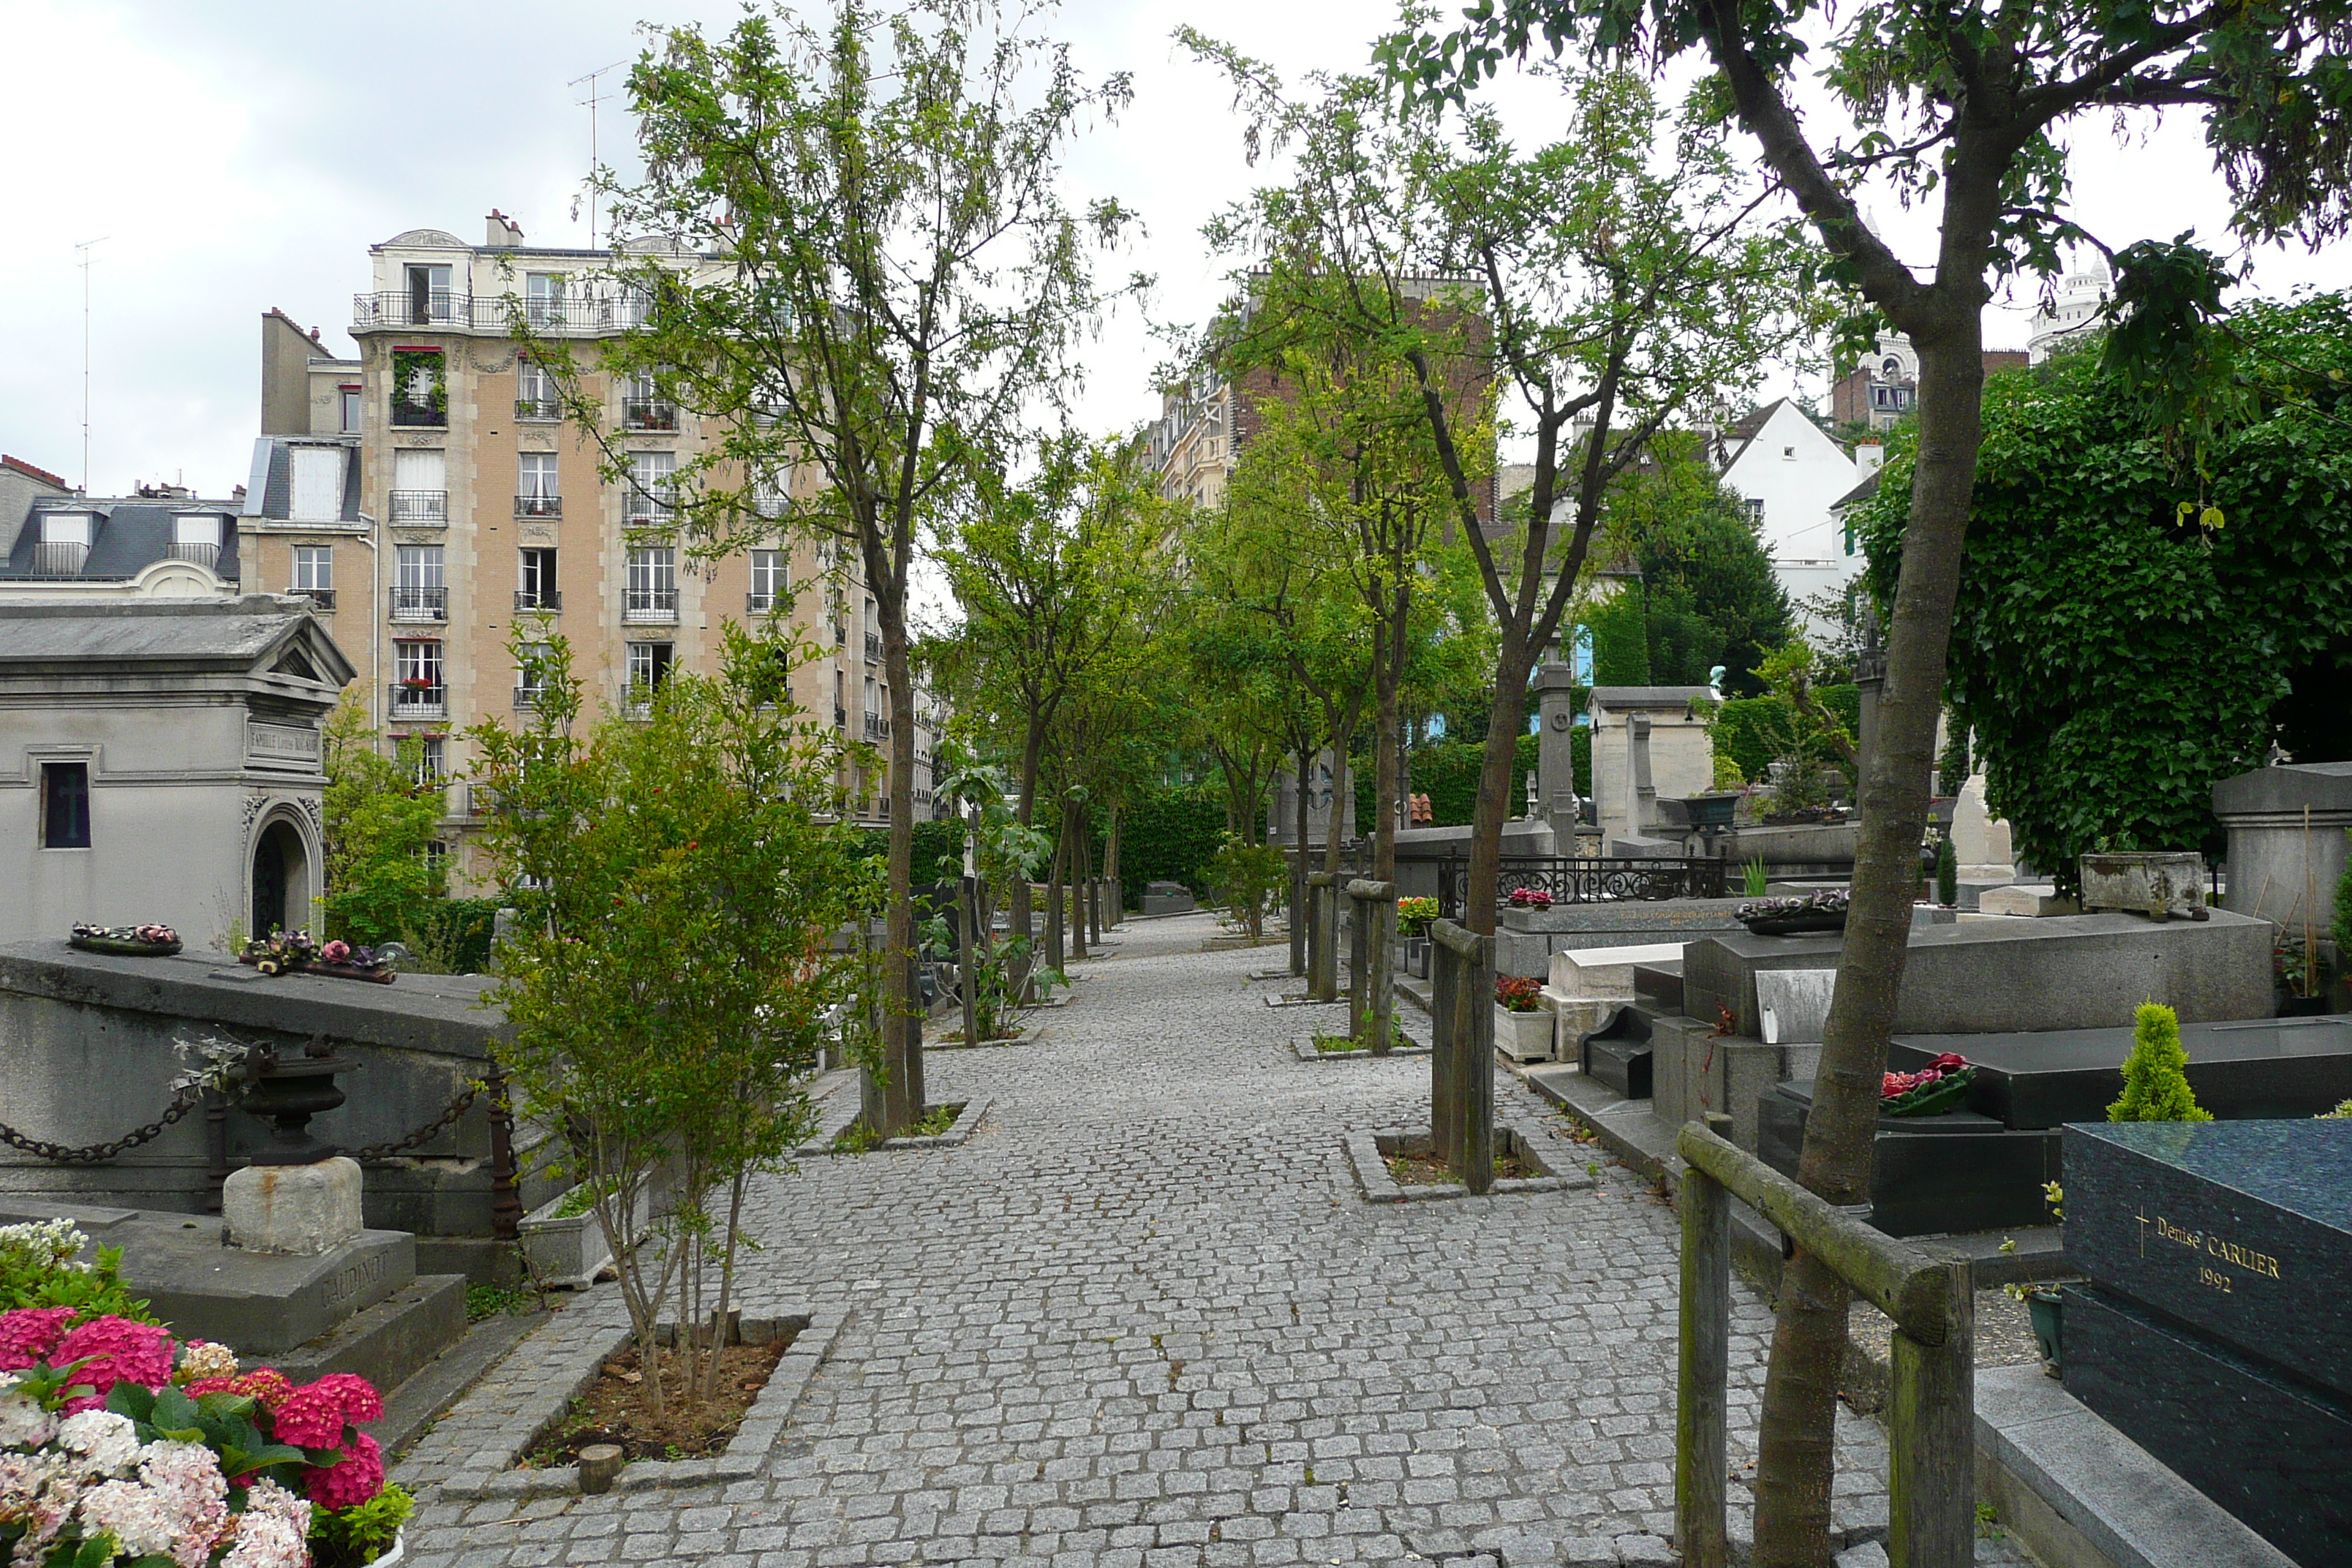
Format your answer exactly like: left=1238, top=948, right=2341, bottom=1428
left=0, top=594, right=353, bottom=952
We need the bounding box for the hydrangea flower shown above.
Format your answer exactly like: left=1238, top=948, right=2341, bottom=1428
left=175, top=1340, right=239, bottom=1384
left=228, top=1368, right=293, bottom=1410
left=56, top=1409, right=142, bottom=1477
left=53, top=1316, right=176, bottom=1404
left=303, top=1430, right=385, bottom=1510
left=220, top=1478, right=311, bottom=1568
left=0, top=1306, right=77, bottom=1372
left=268, top=1381, right=350, bottom=1448
left=0, top=1378, right=56, bottom=1448
left=309, top=1371, right=385, bottom=1425
left=78, top=1441, right=231, bottom=1568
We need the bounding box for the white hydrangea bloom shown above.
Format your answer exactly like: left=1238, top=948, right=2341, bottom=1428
left=0, top=1384, right=55, bottom=1449
left=78, top=1477, right=180, bottom=1560
left=219, top=1478, right=312, bottom=1568
left=56, top=1410, right=140, bottom=1477
left=175, top=1341, right=239, bottom=1382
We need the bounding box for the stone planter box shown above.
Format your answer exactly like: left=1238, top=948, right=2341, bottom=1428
left=1495, top=1006, right=1554, bottom=1063
left=519, top=1172, right=655, bottom=1290
left=1404, top=936, right=1430, bottom=979
left=2078, top=851, right=2208, bottom=921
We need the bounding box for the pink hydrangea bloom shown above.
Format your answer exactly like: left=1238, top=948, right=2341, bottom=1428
left=181, top=1376, right=240, bottom=1400
left=53, top=1316, right=175, bottom=1398
left=231, top=1369, right=293, bottom=1410
left=309, top=1371, right=385, bottom=1425
left=303, top=1431, right=384, bottom=1510
left=0, top=1308, right=76, bottom=1372
left=221, top=1478, right=310, bottom=1568
left=268, top=1382, right=348, bottom=1448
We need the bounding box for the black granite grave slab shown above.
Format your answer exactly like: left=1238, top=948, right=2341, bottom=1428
left=1632, top=963, right=1683, bottom=1011
left=1757, top=1081, right=2059, bottom=1237
left=2063, top=1119, right=2352, bottom=1403
left=1580, top=1006, right=1652, bottom=1098
left=1890, top=1015, right=2352, bottom=1128
left=2062, top=1284, right=2352, bottom=1567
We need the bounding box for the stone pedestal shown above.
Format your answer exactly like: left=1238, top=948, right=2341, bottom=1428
left=2212, top=760, right=2352, bottom=924
left=225, top=1156, right=362, bottom=1256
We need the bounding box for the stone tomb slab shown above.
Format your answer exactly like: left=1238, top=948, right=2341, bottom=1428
left=1756, top=1081, right=2059, bottom=1237
left=1890, top=1015, right=2352, bottom=1128
left=2062, top=1286, right=2352, bottom=1567
left=1683, top=910, right=2272, bottom=1041
left=2064, top=1120, right=2352, bottom=1403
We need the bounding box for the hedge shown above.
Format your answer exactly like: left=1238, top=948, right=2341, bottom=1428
left=1094, top=782, right=1228, bottom=902
left=412, top=897, right=503, bottom=974
left=1356, top=732, right=1565, bottom=829
left=853, top=818, right=967, bottom=886
left=1709, top=684, right=1859, bottom=783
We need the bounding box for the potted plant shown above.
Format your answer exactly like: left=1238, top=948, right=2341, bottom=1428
left=1397, top=897, right=1438, bottom=979
left=2004, top=1183, right=2067, bottom=1373
left=1736, top=886, right=1849, bottom=936
left=1506, top=886, right=1554, bottom=912
left=2275, top=941, right=2333, bottom=1016
left=0, top=1308, right=413, bottom=1566
left=68, top=922, right=181, bottom=958
left=1493, top=974, right=1553, bottom=1061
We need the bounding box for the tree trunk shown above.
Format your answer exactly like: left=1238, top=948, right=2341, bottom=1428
left=1751, top=320, right=1987, bottom=1567
left=1013, top=714, right=1045, bottom=995
left=960, top=869, right=980, bottom=1049
left=1068, top=799, right=1089, bottom=960
left=864, top=617, right=922, bottom=1136
left=1045, top=804, right=1066, bottom=976
left=1291, top=742, right=1312, bottom=976
left=1367, top=575, right=1406, bottom=1054
left=1106, top=802, right=1122, bottom=919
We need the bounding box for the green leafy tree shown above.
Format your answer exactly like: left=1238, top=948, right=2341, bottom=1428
left=1389, top=0, right=2352, bottom=1542
left=1604, top=432, right=1793, bottom=693
left=468, top=627, right=870, bottom=1416
left=319, top=695, right=447, bottom=945
left=533, top=0, right=1133, bottom=1138
left=2109, top=1003, right=2213, bottom=1122
left=1934, top=837, right=1959, bottom=905
left=1855, top=300, right=2352, bottom=894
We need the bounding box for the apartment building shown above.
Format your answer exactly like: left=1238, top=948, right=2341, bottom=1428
left=2, top=453, right=244, bottom=601
left=243, top=215, right=943, bottom=888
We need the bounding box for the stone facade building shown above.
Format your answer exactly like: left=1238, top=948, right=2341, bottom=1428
left=0, top=595, right=351, bottom=952
left=241, top=215, right=946, bottom=889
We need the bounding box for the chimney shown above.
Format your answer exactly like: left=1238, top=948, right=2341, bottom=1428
left=486, top=209, right=524, bottom=249
left=1857, top=442, right=1885, bottom=473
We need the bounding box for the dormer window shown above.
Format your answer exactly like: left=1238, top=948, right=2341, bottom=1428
left=34, top=512, right=90, bottom=575
left=171, top=514, right=222, bottom=570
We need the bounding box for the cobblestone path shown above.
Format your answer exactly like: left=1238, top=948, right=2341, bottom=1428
left=396, top=912, right=1901, bottom=1568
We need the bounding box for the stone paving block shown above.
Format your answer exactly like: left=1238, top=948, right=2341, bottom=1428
left=387, top=913, right=1892, bottom=1565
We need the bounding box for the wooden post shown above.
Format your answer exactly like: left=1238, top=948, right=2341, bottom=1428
left=1289, top=849, right=1308, bottom=977
left=1888, top=1259, right=1974, bottom=1568
left=1348, top=884, right=1370, bottom=1041
left=1677, top=1164, right=1730, bottom=1568
left=1309, top=872, right=1338, bottom=1003
left=1430, top=924, right=1458, bottom=1166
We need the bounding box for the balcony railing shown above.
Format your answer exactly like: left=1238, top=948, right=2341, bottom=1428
left=354, top=290, right=652, bottom=336
left=389, top=682, right=447, bottom=719
left=389, top=490, right=448, bottom=524
left=391, top=400, right=447, bottom=429
left=747, top=591, right=779, bottom=614
left=290, top=587, right=336, bottom=611
left=29, top=540, right=88, bottom=576
left=620, top=682, right=660, bottom=717
left=623, top=591, right=679, bottom=623
left=515, top=397, right=562, bottom=421
left=514, top=494, right=562, bottom=518
left=834, top=706, right=848, bottom=730
left=621, top=399, right=676, bottom=431
left=167, top=541, right=221, bottom=570
left=513, top=686, right=541, bottom=710
left=514, top=589, right=562, bottom=613
left=391, top=586, right=449, bottom=622
left=864, top=711, right=892, bottom=741
left=864, top=631, right=882, bottom=663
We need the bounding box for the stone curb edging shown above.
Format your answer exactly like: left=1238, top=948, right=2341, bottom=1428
left=791, top=1097, right=992, bottom=1157
left=926, top=1026, right=1047, bottom=1052
left=1289, top=1033, right=1433, bottom=1063
left=434, top=1303, right=849, bottom=1501
left=1345, top=1121, right=1596, bottom=1204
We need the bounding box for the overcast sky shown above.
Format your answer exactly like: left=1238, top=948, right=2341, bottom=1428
left=0, top=0, right=2340, bottom=501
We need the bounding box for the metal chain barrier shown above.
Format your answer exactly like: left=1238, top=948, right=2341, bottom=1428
left=343, top=1080, right=483, bottom=1160
left=0, top=1082, right=212, bottom=1166
left=0, top=1073, right=487, bottom=1166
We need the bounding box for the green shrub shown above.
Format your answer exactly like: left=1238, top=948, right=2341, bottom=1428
left=1365, top=733, right=1554, bottom=830
left=407, top=896, right=504, bottom=974
left=0, top=1219, right=154, bottom=1322
left=1935, top=837, right=1959, bottom=905
left=2108, top=1003, right=2212, bottom=1123
left=853, top=818, right=966, bottom=886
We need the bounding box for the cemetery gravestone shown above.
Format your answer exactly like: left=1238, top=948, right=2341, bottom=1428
left=2063, top=1120, right=2352, bottom=1567
left=1142, top=880, right=1197, bottom=917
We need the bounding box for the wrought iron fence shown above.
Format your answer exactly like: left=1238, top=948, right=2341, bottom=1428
left=1437, top=853, right=1727, bottom=919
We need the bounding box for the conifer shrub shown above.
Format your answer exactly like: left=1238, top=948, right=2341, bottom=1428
left=2108, top=1003, right=2212, bottom=1123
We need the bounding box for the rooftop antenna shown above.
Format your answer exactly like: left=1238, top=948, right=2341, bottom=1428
left=74, top=236, right=108, bottom=494
left=569, top=61, right=628, bottom=251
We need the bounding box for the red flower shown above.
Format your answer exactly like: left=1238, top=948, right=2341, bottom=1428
left=309, top=1371, right=385, bottom=1425
left=53, top=1316, right=175, bottom=1397
left=305, top=1431, right=385, bottom=1509
left=0, top=1307, right=76, bottom=1372
left=270, top=1381, right=350, bottom=1448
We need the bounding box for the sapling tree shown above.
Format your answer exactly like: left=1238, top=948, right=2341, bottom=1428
left=1387, top=0, right=2352, bottom=1549
left=319, top=696, right=448, bottom=946
left=2108, top=1003, right=2212, bottom=1123
left=540, top=0, right=1133, bottom=1137
left=469, top=627, right=870, bottom=1414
